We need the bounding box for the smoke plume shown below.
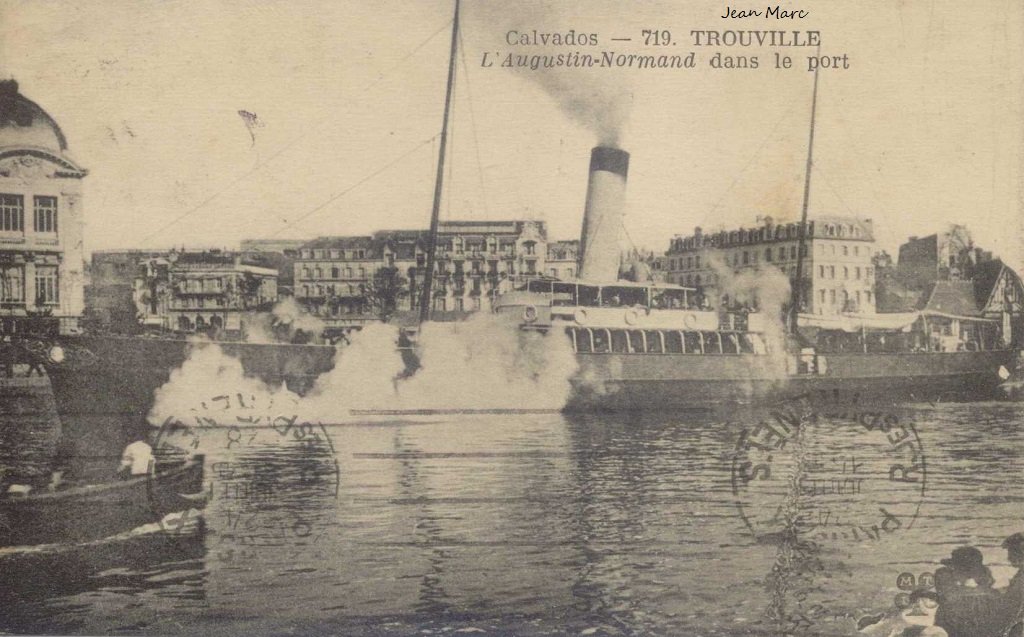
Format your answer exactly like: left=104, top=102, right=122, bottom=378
left=493, top=9, right=634, bottom=145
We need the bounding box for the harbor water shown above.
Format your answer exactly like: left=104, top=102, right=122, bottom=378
left=1, top=399, right=1022, bottom=636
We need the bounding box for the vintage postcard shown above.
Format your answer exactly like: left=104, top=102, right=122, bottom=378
left=1, top=1, right=1022, bottom=635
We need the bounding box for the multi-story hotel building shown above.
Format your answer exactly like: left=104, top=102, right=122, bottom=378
left=134, top=251, right=278, bottom=335
left=545, top=240, right=579, bottom=280
left=664, top=215, right=878, bottom=315
left=293, top=220, right=550, bottom=325
left=0, top=80, right=87, bottom=334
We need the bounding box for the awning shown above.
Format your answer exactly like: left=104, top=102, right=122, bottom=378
left=798, top=312, right=920, bottom=333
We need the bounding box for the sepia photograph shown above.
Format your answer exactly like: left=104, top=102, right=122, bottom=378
left=0, top=1, right=1022, bottom=635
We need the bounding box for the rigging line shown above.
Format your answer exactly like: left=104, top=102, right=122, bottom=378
left=137, top=17, right=454, bottom=246
left=700, top=93, right=805, bottom=228
left=272, top=135, right=438, bottom=236
left=457, top=26, right=489, bottom=218
left=811, top=164, right=857, bottom=217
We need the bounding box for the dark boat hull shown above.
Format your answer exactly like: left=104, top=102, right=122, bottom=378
left=567, top=350, right=1012, bottom=410
left=47, top=335, right=337, bottom=422
left=42, top=336, right=1013, bottom=418
left=0, top=457, right=204, bottom=548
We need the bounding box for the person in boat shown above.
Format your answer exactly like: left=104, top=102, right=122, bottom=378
left=118, top=439, right=155, bottom=479
left=934, top=546, right=1003, bottom=637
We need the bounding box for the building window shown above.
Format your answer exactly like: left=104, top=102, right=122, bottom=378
left=33, top=196, right=58, bottom=233
left=331, top=266, right=339, bottom=278
left=694, top=274, right=701, bottom=286
left=742, top=252, right=749, bottom=265
left=0, top=194, right=24, bottom=232
left=302, top=266, right=310, bottom=279
left=855, top=266, right=861, bottom=279
left=866, top=291, right=873, bottom=303
left=829, top=266, right=835, bottom=279
left=345, top=267, right=352, bottom=278
left=819, top=265, right=825, bottom=278
left=853, top=246, right=859, bottom=256
left=843, top=245, right=849, bottom=256
left=829, top=289, right=836, bottom=305
left=694, top=255, right=701, bottom=269
left=843, top=266, right=849, bottom=279
left=314, top=267, right=322, bottom=279
left=765, top=248, right=772, bottom=262
left=819, top=289, right=826, bottom=305
left=0, top=265, right=25, bottom=302
left=34, top=266, right=59, bottom=305
left=866, top=268, right=873, bottom=279
left=358, top=267, right=365, bottom=278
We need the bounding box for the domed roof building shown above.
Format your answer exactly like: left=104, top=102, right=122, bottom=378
left=0, top=79, right=87, bottom=334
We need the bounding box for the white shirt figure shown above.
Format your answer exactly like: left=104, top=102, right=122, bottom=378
left=120, top=440, right=154, bottom=476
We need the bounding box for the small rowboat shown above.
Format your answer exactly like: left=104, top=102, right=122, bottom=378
left=0, top=455, right=205, bottom=548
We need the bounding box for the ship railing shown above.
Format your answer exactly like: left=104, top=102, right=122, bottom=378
left=566, top=326, right=768, bottom=356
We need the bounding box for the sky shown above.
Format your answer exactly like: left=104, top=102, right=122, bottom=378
left=1, top=0, right=1021, bottom=268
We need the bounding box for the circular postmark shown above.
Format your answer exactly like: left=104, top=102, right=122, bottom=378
left=730, top=391, right=927, bottom=544
left=149, top=391, right=341, bottom=559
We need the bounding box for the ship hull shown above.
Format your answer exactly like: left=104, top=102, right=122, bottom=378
left=42, top=335, right=1013, bottom=419
left=566, top=350, right=1012, bottom=411
left=47, top=335, right=337, bottom=423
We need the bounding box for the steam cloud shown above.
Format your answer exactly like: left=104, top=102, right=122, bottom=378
left=244, top=297, right=327, bottom=344
left=706, top=253, right=792, bottom=380
left=148, top=312, right=578, bottom=426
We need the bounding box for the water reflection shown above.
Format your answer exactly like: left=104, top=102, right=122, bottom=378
left=1, top=401, right=1022, bottom=635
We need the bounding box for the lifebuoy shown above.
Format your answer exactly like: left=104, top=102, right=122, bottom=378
left=574, top=308, right=588, bottom=325
left=624, top=308, right=640, bottom=325
left=684, top=313, right=698, bottom=329
left=48, top=345, right=65, bottom=364
left=523, top=305, right=538, bottom=323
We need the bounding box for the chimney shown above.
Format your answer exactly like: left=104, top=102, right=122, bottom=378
left=578, top=146, right=629, bottom=281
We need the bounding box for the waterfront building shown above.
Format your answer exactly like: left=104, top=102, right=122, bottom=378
left=239, top=238, right=306, bottom=299
left=664, top=215, right=877, bottom=315
left=546, top=240, right=579, bottom=280
left=85, top=250, right=165, bottom=333
left=294, top=219, right=550, bottom=325
left=0, top=80, right=87, bottom=335
left=878, top=227, right=1024, bottom=347
left=134, top=250, right=278, bottom=336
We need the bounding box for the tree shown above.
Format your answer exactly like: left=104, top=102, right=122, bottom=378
left=360, top=267, right=408, bottom=321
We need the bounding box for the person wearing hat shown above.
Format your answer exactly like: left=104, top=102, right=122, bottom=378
left=1001, top=533, right=1024, bottom=637
left=934, top=546, right=1001, bottom=637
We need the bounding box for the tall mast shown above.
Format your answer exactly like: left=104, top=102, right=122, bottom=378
left=789, top=46, right=821, bottom=334
left=418, top=0, right=460, bottom=324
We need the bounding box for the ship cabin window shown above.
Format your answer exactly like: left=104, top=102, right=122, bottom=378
left=552, top=282, right=577, bottom=306
left=610, top=330, right=630, bottom=353
left=654, top=288, right=687, bottom=309
left=627, top=330, right=644, bottom=353
left=601, top=285, right=647, bottom=308
left=683, top=331, right=703, bottom=354
left=721, top=332, right=741, bottom=354
left=577, top=285, right=600, bottom=307
left=527, top=279, right=554, bottom=294
left=592, top=328, right=610, bottom=353
left=664, top=330, right=683, bottom=353
left=572, top=327, right=594, bottom=353
left=702, top=331, right=723, bottom=354
left=644, top=330, right=663, bottom=353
